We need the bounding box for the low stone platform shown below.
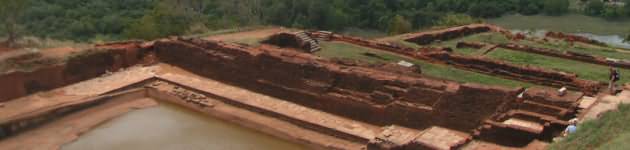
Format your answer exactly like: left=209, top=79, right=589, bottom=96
left=368, top=125, right=470, bottom=150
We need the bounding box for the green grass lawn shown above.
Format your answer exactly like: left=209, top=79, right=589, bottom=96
left=549, top=104, right=630, bottom=150
left=340, top=27, right=389, bottom=39
left=487, top=48, right=630, bottom=83
left=317, top=41, right=532, bottom=87
left=226, top=37, right=264, bottom=46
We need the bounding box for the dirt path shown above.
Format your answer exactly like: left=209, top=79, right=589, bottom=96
left=40, top=47, right=82, bottom=59
left=581, top=87, right=630, bottom=121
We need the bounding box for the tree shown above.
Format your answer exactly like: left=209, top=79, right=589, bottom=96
left=435, top=14, right=481, bottom=27
left=543, top=0, right=570, bottom=15
left=585, top=0, right=605, bottom=16
left=468, top=2, right=506, bottom=18
left=602, top=6, right=624, bottom=19
left=0, top=0, right=29, bottom=47
left=388, top=15, right=412, bottom=35
left=625, top=0, right=630, bottom=16
left=519, top=1, right=543, bottom=15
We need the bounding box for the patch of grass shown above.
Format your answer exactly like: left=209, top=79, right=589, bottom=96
left=569, top=45, right=630, bottom=60
left=340, top=28, right=389, bottom=39
left=227, top=37, right=264, bottom=46
left=549, top=104, right=630, bottom=150
left=487, top=48, right=630, bottom=83
left=317, top=41, right=532, bottom=87
left=317, top=41, right=402, bottom=64
left=432, top=32, right=511, bottom=48
left=186, top=26, right=272, bottom=39
left=452, top=47, right=483, bottom=56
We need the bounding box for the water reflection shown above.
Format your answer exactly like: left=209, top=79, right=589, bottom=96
left=62, top=102, right=307, bottom=150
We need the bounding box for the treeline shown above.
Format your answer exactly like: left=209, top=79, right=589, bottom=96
left=581, top=0, right=630, bottom=19
left=1, top=0, right=629, bottom=42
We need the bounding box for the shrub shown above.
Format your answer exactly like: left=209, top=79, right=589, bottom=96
left=434, top=14, right=482, bottom=27
left=388, top=15, right=412, bottom=35
left=585, top=0, right=605, bottom=16
left=543, top=0, right=570, bottom=15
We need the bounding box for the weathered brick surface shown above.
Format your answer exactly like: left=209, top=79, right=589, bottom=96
left=153, top=38, right=525, bottom=132
left=404, top=24, right=505, bottom=45
left=546, top=31, right=607, bottom=46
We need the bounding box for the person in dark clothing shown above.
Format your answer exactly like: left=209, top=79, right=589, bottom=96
left=610, top=67, right=621, bottom=94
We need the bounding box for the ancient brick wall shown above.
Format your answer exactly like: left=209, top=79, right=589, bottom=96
left=404, top=24, right=504, bottom=45
left=153, top=38, right=525, bottom=132
left=0, top=42, right=147, bottom=102
left=546, top=32, right=607, bottom=46
left=422, top=51, right=600, bottom=95
left=261, top=32, right=311, bottom=51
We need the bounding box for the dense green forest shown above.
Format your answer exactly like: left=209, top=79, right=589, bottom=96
left=1, top=0, right=630, bottom=43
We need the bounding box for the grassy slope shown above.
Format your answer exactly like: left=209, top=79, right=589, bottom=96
left=549, top=104, right=630, bottom=150
left=487, top=48, right=630, bottom=83
left=317, top=41, right=531, bottom=87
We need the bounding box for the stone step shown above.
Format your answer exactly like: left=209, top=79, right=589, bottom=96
left=506, top=110, right=569, bottom=126
left=480, top=119, right=544, bottom=135
left=158, top=73, right=382, bottom=143
left=501, top=118, right=545, bottom=134
left=518, top=100, right=569, bottom=118
left=369, top=126, right=470, bottom=150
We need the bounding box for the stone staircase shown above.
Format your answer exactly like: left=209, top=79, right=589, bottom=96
left=294, top=31, right=321, bottom=53
left=475, top=88, right=581, bottom=142
left=311, top=31, right=334, bottom=41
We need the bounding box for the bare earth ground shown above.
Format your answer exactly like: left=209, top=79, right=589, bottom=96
left=581, top=85, right=630, bottom=121
left=40, top=47, right=81, bottom=59
left=462, top=140, right=548, bottom=150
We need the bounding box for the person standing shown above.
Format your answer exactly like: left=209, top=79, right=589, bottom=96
left=609, top=67, right=621, bottom=94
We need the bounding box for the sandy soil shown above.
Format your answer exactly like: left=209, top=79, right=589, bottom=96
left=462, top=140, right=548, bottom=150
left=0, top=97, right=158, bottom=150
left=581, top=90, right=630, bottom=121
left=40, top=47, right=81, bottom=59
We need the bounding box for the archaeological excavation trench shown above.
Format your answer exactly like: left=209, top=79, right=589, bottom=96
left=0, top=28, right=594, bottom=150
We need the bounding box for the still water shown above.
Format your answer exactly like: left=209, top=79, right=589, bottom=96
left=62, top=102, right=307, bottom=150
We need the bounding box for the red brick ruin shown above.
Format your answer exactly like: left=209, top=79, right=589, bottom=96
left=404, top=24, right=508, bottom=45
left=0, top=41, right=148, bottom=101
left=307, top=28, right=600, bottom=95
left=0, top=25, right=594, bottom=149
left=545, top=31, right=607, bottom=46
left=152, top=38, right=581, bottom=146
